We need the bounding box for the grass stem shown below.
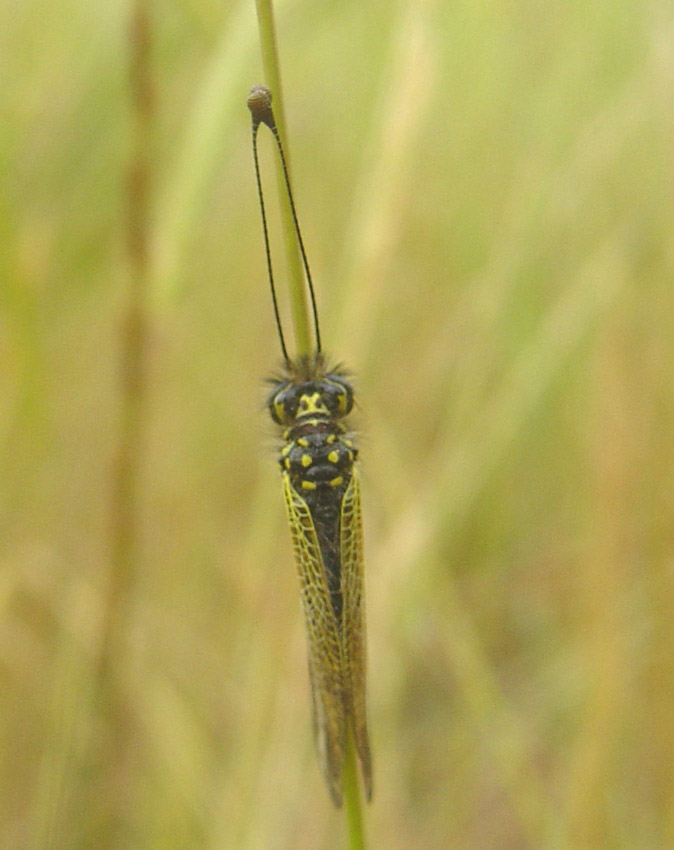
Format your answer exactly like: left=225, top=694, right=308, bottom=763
left=254, top=0, right=312, bottom=357
left=252, top=4, right=368, bottom=846
left=343, top=732, right=368, bottom=850
left=96, top=0, right=153, bottom=844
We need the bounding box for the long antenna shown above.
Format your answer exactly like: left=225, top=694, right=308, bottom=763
left=247, top=85, right=322, bottom=356
left=248, top=87, right=289, bottom=363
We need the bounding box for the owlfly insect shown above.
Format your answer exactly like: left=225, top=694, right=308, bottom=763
left=247, top=85, right=372, bottom=806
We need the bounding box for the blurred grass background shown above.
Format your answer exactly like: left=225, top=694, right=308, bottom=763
left=2, top=0, right=674, bottom=847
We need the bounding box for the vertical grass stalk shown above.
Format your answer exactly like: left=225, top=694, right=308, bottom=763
left=343, top=731, right=367, bottom=850
left=254, top=0, right=312, bottom=357
left=253, top=3, right=368, bottom=846
left=97, top=0, right=153, bottom=844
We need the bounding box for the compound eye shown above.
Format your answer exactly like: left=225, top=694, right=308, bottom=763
left=269, top=385, right=297, bottom=424
left=326, top=379, right=353, bottom=416
left=284, top=394, right=300, bottom=421
left=341, top=385, right=354, bottom=415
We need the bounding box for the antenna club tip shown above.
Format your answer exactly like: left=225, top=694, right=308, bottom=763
left=248, top=85, right=275, bottom=128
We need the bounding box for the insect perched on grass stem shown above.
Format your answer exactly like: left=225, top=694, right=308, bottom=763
left=247, top=85, right=372, bottom=806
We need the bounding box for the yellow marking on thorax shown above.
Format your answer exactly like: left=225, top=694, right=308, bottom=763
left=327, top=450, right=339, bottom=464
left=301, top=454, right=312, bottom=467
left=329, top=475, right=344, bottom=488
left=301, top=480, right=317, bottom=490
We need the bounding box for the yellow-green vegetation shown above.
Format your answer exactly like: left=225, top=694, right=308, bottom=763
left=2, top=1, right=673, bottom=848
